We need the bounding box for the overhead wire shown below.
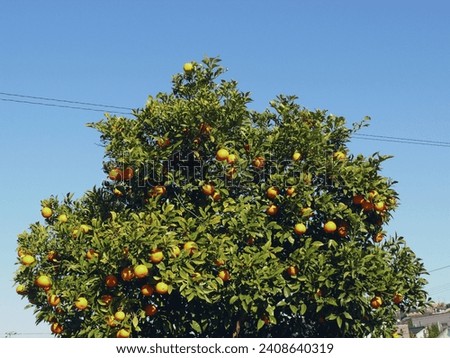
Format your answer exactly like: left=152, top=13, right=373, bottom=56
left=1, top=90, right=449, bottom=148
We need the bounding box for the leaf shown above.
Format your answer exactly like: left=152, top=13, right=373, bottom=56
left=191, top=320, right=202, bottom=333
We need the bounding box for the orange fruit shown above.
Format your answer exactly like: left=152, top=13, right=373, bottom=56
left=86, top=249, right=98, bottom=260
left=101, top=294, right=113, bottom=305
left=105, top=275, right=118, bottom=288
left=74, top=297, right=88, bottom=310
left=36, top=275, right=52, bottom=289
left=141, top=284, right=154, bottom=297
left=21, top=254, right=35, bottom=266
left=252, top=156, right=265, bottom=169
left=199, top=122, right=212, bottom=134
left=214, top=258, right=225, bottom=267
left=184, top=241, right=198, bottom=255
left=41, top=207, right=53, bottom=218
left=121, top=267, right=135, bottom=281
left=323, top=221, right=337, bottom=234
left=152, top=185, right=167, bottom=196
left=216, top=148, right=229, bottom=161
left=155, top=282, right=169, bottom=294
left=157, top=137, right=170, bottom=148
left=374, top=202, right=386, bottom=212
left=266, top=187, right=279, bottom=200
left=352, top=194, right=364, bottom=205
left=202, top=184, right=215, bottom=196
left=227, top=154, right=237, bottom=164
left=286, top=187, right=295, bottom=196
left=370, top=296, right=382, bottom=309
left=16, top=285, right=27, bottom=295
left=170, top=246, right=181, bottom=258
left=57, top=214, right=68, bottom=223
left=183, top=62, right=194, bottom=73
left=393, top=293, right=403, bottom=305
left=333, top=151, right=346, bottom=161
left=47, top=251, right=58, bottom=262
left=266, top=204, right=278, bottom=216
left=150, top=249, right=164, bottom=264
left=50, top=322, right=63, bottom=334
left=286, top=266, right=299, bottom=276
left=337, top=225, right=348, bottom=238
left=373, top=232, right=385, bottom=243
left=212, top=192, right=221, bottom=201
left=144, top=304, right=158, bottom=317
left=108, top=168, right=123, bottom=181
left=123, top=167, right=134, bottom=180
left=116, top=328, right=130, bottom=338
left=218, top=269, right=231, bottom=282
left=113, top=188, right=123, bottom=196
left=294, top=223, right=307, bottom=235
left=361, top=200, right=374, bottom=212
left=48, top=294, right=61, bottom=306
left=292, top=151, right=301, bottom=161
left=106, top=315, right=117, bottom=327
left=114, top=311, right=126, bottom=321
left=134, top=264, right=149, bottom=278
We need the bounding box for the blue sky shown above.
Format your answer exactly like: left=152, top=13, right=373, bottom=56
left=1, top=0, right=450, bottom=337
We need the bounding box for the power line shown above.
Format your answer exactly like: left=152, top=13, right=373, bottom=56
left=0, top=91, right=133, bottom=111
left=1, top=90, right=450, bottom=148
left=429, top=264, right=450, bottom=273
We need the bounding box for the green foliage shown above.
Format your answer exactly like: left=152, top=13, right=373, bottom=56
left=14, top=57, right=429, bottom=337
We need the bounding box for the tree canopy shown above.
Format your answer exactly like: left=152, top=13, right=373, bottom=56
left=15, top=57, right=428, bottom=338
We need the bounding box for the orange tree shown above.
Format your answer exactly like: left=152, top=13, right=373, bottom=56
left=14, top=57, right=428, bottom=337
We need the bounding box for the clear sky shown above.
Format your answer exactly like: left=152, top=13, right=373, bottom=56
left=1, top=0, right=450, bottom=337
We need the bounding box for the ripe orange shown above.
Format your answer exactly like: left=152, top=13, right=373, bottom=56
left=144, top=304, right=158, bottom=316
left=323, top=221, right=337, bottom=234
left=286, top=266, right=299, bottom=276
left=109, top=168, right=123, bottom=181
left=218, top=269, right=231, bottom=282
left=292, top=151, right=301, bottom=161
left=337, top=225, right=348, bottom=238
left=47, top=251, right=58, bottom=262
left=48, top=294, right=61, bottom=307
left=41, top=207, right=53, bottom=218
left=170, top=246, right=181, bottom=258
left=352, top=194, right=364, bottom=205
left=333, top=151, right=346, bottom=161
left=74, top=297, right=88, bottom=310
left=106, top=315, right=117, bottom=327
left=202, top=184, right=215, bottom=196
left=101, top=294, right=113, bottom=305
left=214, top=258, right=225, bottom=267
left=361, top=200, right=374, bottom=212
left=123, top=167, right=134, bottom=180
left=216, top=148, right=229, bottom=161
left=393, top=293, right=403, bottom=305
left=121, top=267, right=135, bottom=281
left=155, top=282, right=169, bottom=294
left=199, top=122, right=212, bottom=134
left=105, top=275, right=118, bottom=288
left=134, top=264, right=149, bottom=278
left=116, top=328, right=130, bottom=338
left=150, top=249, right=164, bottom=264
left=157, top=137, right=170, bottom=148
left=183, top=62, right=194, bottom=73
left=114, top=311, right=126, bottom=321
left=36, top=275, right=52, bottom=289
left=266, top=204, right=278, bottom=216
left=212, top=192, right=221, bottom=201
left=373, top=232, right=385, bottom=243
left=374, top=201, right=386, bottom=212
left=184, top=241, right=198, bottom=255
left=252, top=156, right=265, bottom=169
left=16, top=285, right=27, bottom=295
left=57, top=214, right=68, bottom=223
left=21, top=254, right=35, bottom=266
left=286, top=187, right=295, bottom=196
left=266, top=187, right=279, bottom=200
left=227, top=154, right=237, bottom=164
left=86, top=249, right=98, bottom=260
left=151, top=185, right=167, bottom=197
left=370, top=296, right=382, bottom=309
left=294, top=223, right=307, bottom=235
left=50, top=322, right=63, bottom=335
left=141, top=284, right=154, bottom=297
